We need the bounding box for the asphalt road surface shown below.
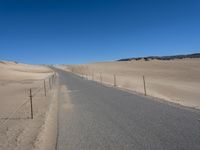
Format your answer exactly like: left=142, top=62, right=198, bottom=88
left=54, top=68, right=200, bottom=150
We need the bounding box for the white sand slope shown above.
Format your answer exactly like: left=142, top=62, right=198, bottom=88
left=0, top=61, right=57, bottom=150
left=65, top=58, right=200, bottom=109
left=0, top=61, right=52, bottom=81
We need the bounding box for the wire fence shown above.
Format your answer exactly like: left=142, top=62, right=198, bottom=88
left=0, top=73, right=57, bottom=129
left=71, top=71, right=148, bottom=96
left=69, top=69, right=199, bottom=106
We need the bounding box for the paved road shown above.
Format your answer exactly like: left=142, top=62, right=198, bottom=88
left=54, top=68, right=200, bottom=150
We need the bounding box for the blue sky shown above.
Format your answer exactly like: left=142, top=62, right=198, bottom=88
left=0, top=0, right=200, bottom=64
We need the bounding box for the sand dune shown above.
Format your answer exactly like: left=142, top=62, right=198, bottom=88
left=0, top=61, right=52, bottom=81
left=0, top=61, right=56, bottom=150
left=64, top=58, right=200, bottom=109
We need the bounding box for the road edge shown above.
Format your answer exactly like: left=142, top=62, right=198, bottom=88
left=33, top=74, right=59, bottom=150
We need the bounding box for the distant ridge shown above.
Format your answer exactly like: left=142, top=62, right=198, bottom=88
left=117, top=53, right=200, bottom=61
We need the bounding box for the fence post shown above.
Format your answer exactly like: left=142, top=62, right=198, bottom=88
left=49, top=78, right=51, bottom=90
left=100, top=73, right=102, bottom=84
left=143, top=75, right=147, bottom=96
left=114, top=74, right=116, bottom=87
left=51, top=76, right=53, bottom=87
left=53, top=73, right=55, bottom=81
left=52, top=73, right=56, bottom=85
left=53, top=74, right=55, bottom=85
left=92, top=72, right=94, bottom=80
left=29, top=89, right=33, bottom=119
left=81, top=73, right=83, bottom=79
left=51, top=75, right=54, bottom=86
left=44, top=80, right=46, bottom=96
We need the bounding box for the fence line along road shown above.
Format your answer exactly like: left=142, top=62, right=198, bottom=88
left=0, top=73, right=56, bottom=127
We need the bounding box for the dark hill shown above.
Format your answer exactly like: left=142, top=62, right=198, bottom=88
left=118, top=53, right=200, bottom=61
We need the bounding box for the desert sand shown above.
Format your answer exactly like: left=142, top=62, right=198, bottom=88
left=64, top=58, right=200, bottom=109
left=0, top=61, right=57, bottom=150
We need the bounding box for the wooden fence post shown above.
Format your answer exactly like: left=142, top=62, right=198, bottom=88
left=51, top=76, right=53, bottom=87
left=92, top=72, right=94, bottom=80
left=29, top=89, right=33, bottom=119
left=114, top=74, right=116, bottom=87
left=49, top=78, right=51, bottom=90
left=44, top=80, right=46, bottom=96
left=100, top=73, right=102, bottom=84
left=53, top=74, right=55, bottom=84
left=54, top=74, right=56, bottom=83
left=81, top=73, right=83, bottom=79
left=143, top=75, right=147, bottom=96
left=52, top=75, right=54, bottom=86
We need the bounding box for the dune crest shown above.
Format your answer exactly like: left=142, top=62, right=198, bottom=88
left=0, top=61, right=53, bottom=81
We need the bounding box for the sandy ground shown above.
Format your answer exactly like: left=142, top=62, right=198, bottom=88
left=0, top=61, right=58, bottom=150
left=62, top=58, right=200, bottom=109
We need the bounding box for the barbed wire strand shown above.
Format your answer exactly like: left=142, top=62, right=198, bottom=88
left=0, top=99, right=30, bottom=129
left=0, top=75, right=55, bottom=129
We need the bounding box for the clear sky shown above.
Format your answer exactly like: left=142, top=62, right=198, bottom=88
left=0, top=0, right=200, bottom=64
